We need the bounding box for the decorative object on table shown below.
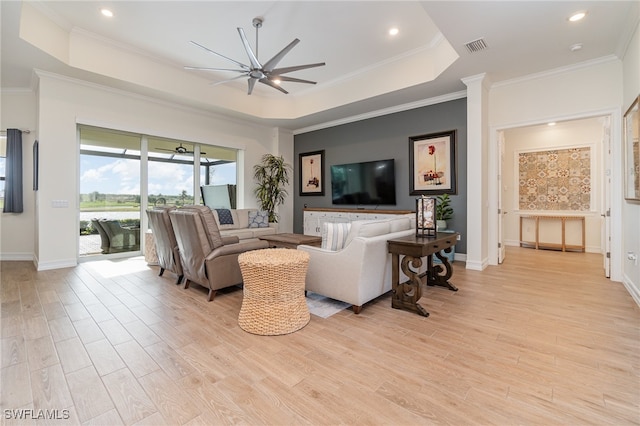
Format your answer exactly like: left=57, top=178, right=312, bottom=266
left=184, top=17, right=325, bottom=95
left=435, top=193, right=454, bottom=231
left=253, top=154, right=292, bottom=223
left=409, top=130, right=457, bottom=195
left=518, top=146, right=591, bottom=211
left=624, top=95, right=639, bottom=201
left=415, top=195, right=436, bottom=237
left=299, top=150, right=325, bottom=196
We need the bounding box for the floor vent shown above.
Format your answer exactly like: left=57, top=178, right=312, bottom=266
left=464, top=38, right=488, bottom=53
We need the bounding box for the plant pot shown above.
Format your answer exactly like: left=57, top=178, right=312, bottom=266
left=436, top=220, right=447, bottom=231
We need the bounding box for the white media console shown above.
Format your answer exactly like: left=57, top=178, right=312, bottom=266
left=303, top=208, right=414, bottom=236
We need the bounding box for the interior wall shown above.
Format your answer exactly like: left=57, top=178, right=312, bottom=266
left=32, top=72, right=286, bottom=270
left=293, top=97, right=468, bottom=254
left=621, top=20, right=640, bottom=303
left=489, top=58, right=624, bottom=281
left=0, top=90, right=37, bottom=260
left=502, top=117, right=605, bottom=252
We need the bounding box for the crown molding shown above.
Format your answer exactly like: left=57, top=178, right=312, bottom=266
left=491, top=55, right=619, bottom=89
left=293, top=90, right=467, bottom=135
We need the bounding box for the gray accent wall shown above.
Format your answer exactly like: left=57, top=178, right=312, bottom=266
left=294, top=97, right=468, bottom=254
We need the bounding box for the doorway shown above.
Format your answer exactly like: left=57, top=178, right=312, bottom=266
left=496, top=115, right=612, bottom=277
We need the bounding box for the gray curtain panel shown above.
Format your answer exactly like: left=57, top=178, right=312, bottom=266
left=3, top=129, right=23, bottom=213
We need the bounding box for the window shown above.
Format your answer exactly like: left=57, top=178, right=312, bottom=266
left=0, top=136, right=6, bottom=210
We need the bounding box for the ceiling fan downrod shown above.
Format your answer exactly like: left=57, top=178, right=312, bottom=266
left=253, top=17, right=262, bottom=61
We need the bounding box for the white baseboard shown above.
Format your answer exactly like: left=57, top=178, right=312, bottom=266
left=35, top=258, right=78, bottom=271
left=622, top=273, right=640, bottom=308
left=454, top=253, right=467, bottom=262
left=505, top=239, right=601, bottom=253
left=0, top=252, right=33, bottom=261
left=465, top=258, right=488, bottom=271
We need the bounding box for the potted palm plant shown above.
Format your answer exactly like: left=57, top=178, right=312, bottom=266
left=435, top=193, right=454, bottom=231
left=253, top=154, right=292, bottom=223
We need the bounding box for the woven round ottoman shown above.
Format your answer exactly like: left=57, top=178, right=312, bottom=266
left=238, top=248, right=311, bottom=335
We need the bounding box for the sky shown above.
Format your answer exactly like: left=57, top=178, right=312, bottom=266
left=79, top=155, right=236, bottom=196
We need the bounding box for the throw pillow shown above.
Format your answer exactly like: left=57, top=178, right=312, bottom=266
left=215, top=209, right=234, bottom=225
left=321, top=222, right=351, bottom=251
left=248, top=210, right=269, bottom=228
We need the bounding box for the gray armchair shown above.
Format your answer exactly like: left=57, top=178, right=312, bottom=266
left=91, top=218, right=140, bottom=254
left=146, top=207, right=183, bottom=284
left=169, top=205, right=269, bottom=301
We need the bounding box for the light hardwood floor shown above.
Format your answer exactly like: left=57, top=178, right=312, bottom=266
left=1, top=247, right=639, bottom=425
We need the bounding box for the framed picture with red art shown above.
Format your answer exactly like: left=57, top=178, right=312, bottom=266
left=409, top=130, right=457, bottom=195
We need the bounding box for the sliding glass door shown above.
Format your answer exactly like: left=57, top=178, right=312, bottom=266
left=78, top=125, right=237, bottom=258
left=79, top=128, right=141, bottom=257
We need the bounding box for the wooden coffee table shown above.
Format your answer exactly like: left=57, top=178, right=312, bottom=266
left=259, top=233, right=322, bottom=249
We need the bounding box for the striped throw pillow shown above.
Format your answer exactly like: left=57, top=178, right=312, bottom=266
left=321, top=222, right=351, bottom=251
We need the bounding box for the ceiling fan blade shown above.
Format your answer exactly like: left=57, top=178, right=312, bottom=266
left=237, top=27, right=262, bottom=69
left=262, top=38, right=300, bottom=72
left=259, top=78, right=288, bottom=94
left=272, top=75, right=317, bottom=85
left=247, top=78, right=257, bottom=95
left=189, top=41, right=249, bottom=70
left=271, top=62, right=326, bottom=75
left=210, top=74, right=249, bottom=87
left=184, top=66, right=247, bottom=73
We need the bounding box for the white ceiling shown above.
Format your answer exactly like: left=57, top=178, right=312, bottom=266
left=2, top=1, right=638, bottom=132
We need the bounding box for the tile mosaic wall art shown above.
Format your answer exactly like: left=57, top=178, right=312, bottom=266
left=518, top=147, right=591, bottom=211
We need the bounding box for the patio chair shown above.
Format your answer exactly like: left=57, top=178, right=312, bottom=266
left=97, top=219, right=140, bottom=253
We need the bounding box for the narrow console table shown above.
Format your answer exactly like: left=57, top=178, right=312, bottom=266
left=387, top=232, right=459, bottom=317
left=519, top=215, right=585, bottom=252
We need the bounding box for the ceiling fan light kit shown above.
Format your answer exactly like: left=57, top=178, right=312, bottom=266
left=186, top=17, right=325, bottom=95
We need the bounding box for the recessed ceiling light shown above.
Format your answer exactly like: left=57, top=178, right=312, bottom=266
left=389, top=27, right=399, bottom=36
left=272, top=79, right=281, bottom=85
left=568, top=11, right=586, bottom=22
left=548, top=122, right=556, bottom=126
left=100, top=8, right=113, bottom=18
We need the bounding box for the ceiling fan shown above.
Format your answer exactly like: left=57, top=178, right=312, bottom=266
left=157, top=143, right=205, bottom=155
left=185, top=17, right=325, bottom=95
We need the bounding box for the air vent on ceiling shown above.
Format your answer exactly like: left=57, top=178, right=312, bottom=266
left=464, top=38, right=488, bottom=53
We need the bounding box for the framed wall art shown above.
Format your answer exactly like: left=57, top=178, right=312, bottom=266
left=409, top=130, right=457, bottom=195
left=624, top=95, right=639, bottom=201
left=299, top=150, right=324, bottom=196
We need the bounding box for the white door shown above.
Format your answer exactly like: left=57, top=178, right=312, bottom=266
left=498, top=131, right=507, bottom=264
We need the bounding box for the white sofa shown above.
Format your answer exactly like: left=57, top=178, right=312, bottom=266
left=298, top=217, right=419, bottom=314
left=210, top=208, right=278, bottom=240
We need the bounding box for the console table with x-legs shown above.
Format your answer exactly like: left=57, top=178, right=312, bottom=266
left=387, top=232, right=459, bottom=317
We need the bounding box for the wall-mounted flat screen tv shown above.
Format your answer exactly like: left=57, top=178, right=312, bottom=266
left=331, top=159, right=396, bottom=205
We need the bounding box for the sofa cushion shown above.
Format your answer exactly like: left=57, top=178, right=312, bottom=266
left=215, top=209, right=234, bottom=225
left=321, top=222, right=351, bottom=251
left=389, top=217, right=412, bottom=233
left=248, top=210, right=269, bottom=228
left=212, top=209, right=240, bottom=230
left=235, top=209, right=252, bottom=229
left=345, top=220, right=390, bottom=246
